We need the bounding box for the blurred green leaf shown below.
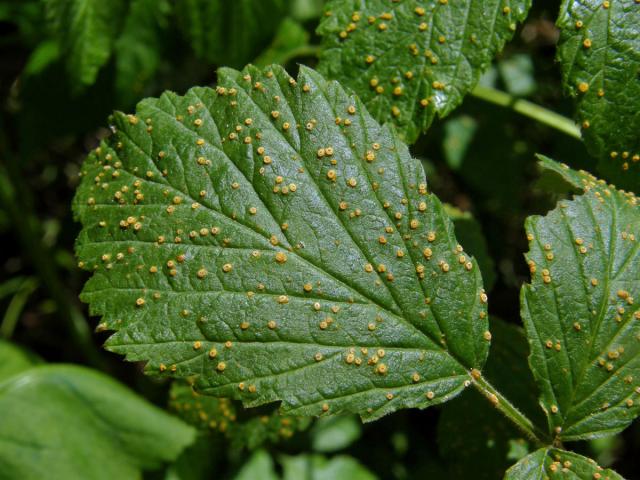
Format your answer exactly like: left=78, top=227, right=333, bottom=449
left=498, top=54, right=536, bottom=97
left=311, top=415, right=362, bottom=452
left=175, top=0, right=290, bottom=68
left=0, top=340, right=40, bottom=382
left=23, top=40, right=61, bottom=77
left=164, top=434, right=221, bottom=480
left=43, top=0, right=126, bottom=89
left=442, top=115, right=478, bottom=171
left=114, top=0, right=171, bottom=107
left=281, top=454, right=377, bottom=480
left=292, top=0, right=325, bottom=21
left=0, top=365, right=196, bottom=480
left=234, top=450, right=278, bottom=480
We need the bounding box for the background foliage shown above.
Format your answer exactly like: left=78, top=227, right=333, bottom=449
left=0, top=0, right=638, bottom=478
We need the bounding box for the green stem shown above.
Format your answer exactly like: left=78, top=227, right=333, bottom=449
left=471, top=85, right=581, bottom=140
left=473, top=373, right=550, bottom=447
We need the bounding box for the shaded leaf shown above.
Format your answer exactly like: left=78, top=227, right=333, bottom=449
left=521, top=158, right=640, bottom=440
left=0, top=340, right=40, bottom=382
left=169, top=380, right=311, bottom=451
left=556, top=0, right=640, bottom=192
left=504, top=447, right=623, bottom=480
left=281, top=454, right=377, bottom=480
left=317, top=0, right=531, bottom=143
left=74, top=64, right=489, bottom=421
left=235, top=450, right=279, bottom=480
left=311, top=415, right=362, bottom=452
left=43, top=0, right=126, bottom=88
left=0, top=365, right=195, bottom=480
left=175, top=0, right=290, bottom=68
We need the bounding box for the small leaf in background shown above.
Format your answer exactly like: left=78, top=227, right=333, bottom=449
left=281, top=454, right=377, bottom=480
left=254, top=18, right=311, bottom=68
left=175, top=0, right=290, bottom=68
left=74, top=65, right=489, bottom=421
left=498, top=54, right=537, bottom=97
left=522, top=157, right=640, bottom=441
left=317, top=0, right=532, bottom=143
left=234, top=450, right=279, bottom=480
left=0, top=365, right=195, bottom=480
left=22, top=40, right=61, bottom=77
left=311, top=415, right=362, bottom=452
left=43, top=0, right=126, bottom=89
left=442, top=115, right=478, bottom=171
left=444, top=205, right=496, bottom=292
left=437, top=318, right=541, bottom=479
left=504, top=448, right=623, bottom=480
left=169, top=380, right=311, bottom=451
left=556, top=0, right=640, bottom=192
left=165, top=435, right=221, bottom=480
left=292, top=0, right=326, bottom=21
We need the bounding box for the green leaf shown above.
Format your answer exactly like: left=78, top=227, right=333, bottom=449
left=169, top=379, right=311, bottom=450
left=0, top=340, right=40, bottom=382
left=235, top=450, right=279, bottom=480
left=175, top=0, right=291, bottom=68
left=165, top=434, right=221, bottom=480
left=438, top=318, right=539, bottom=479
left=556, top=0, right=640, bottom=192
left=311, top=415, right=362, bottom=452
left=504, top=448, right=623, bottom=480
left=114, top=0, right=171, bottom=106
left=73, top=64, right=489, bottom=421
left=43, top=0, right=126, bottom=88
left=254, top=18, right=311, bottom=68
left=521, top=158, right=640, bottom=441
left=281, top=454, right=377, bottom=480
left=0, top=365, right=195, bottom=480
left=317, top=0, right=531, bottom=143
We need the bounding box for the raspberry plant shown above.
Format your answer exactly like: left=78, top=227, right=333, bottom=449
left=0, top=0, right=639, bottom=479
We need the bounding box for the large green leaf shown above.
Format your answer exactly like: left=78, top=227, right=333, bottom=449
left=169, top=379, right=311, bottom=451
left=175, top=0, right=290, bottom=68
left=504, top=447, right=623, bottom=480
left=43, top=0, right=125, bottom=88
left=74, top=64, right=489, bottom=421
left=317, top=0, right=531, bottom=143
left=281, top=454, right=377, bottom=480
left=0, top=340, right=40, bottom=382
left=556, top=0, right=640, bottom=192
left=0, top=365, right=195, bottom=480
left=521, top=157, right=640, bottom=441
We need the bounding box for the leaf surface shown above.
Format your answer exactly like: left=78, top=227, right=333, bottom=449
left=556, top=0, right=640, bottom=191
left=504, top=447, right=623, bottom=480
left=317, top=0, right=531, bottom=143
left=74, top=64, right=489, bottom=421
left=0, top=365, right=195, bottom=480
left=522, top=157, right=640, bottom=440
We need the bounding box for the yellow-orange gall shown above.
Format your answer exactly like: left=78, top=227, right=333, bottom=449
left=222, top=263, right=233, bottom=273
left=583, top=38, right=592, bottom=48
left=314, top=352, right=323, bottom=362
left=378, top=22, right=387, bottom=31
left=275, top=252, right=287, bottom=264
left=575, top=20, right=583, bottom=28
left=267, top=320, right=277, bottom=330
left=426, top=391, right=435, bottom=400
left=216, top=362, right=226, bottom=372
left=193, top=341, right=202, bottom=350
left=347, top=105, right=356, bottom=115
left=303, top=283, right=313, bottom=292
left=503, top=6, right=511, bottom=13
left=135, top=297, right=145, bottom=307
left=197, top=268, right=207, bottom=279
left=278, top=295, right=289, bottom=304
left=393, top=86, right=403, bottom=96
left=365, top=55, right=375, bottom=64
left=419, top=22, right=428, bottom=31
left=322, top=403, right=329, bottom=412
left=578, top=82, right=589, bottom=93
left=483, top=331, right=492, bottom=341
left=327, top=169, right=337, bottom=181
left=376, top=363, right=388, bottom=374
left=347, top=177, right=357, bottom=187
left=364, top=263, right=374, bottom=272
left=391, top=106, right=401, bottom=117
left=423, top=247, right=433, bottom=259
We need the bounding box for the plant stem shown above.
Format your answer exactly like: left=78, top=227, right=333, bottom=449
left=473, top=374, right=550, bottom=447
left=471, top=85, right=581, bottom=140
